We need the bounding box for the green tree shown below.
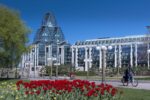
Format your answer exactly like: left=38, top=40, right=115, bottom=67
left=0, top=5, right=30, bottom=73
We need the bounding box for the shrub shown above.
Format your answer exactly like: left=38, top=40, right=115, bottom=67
left=75, top=71, right=96, bottom=76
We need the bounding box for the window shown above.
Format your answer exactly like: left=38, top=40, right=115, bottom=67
left=42, top=33, right=48, bottom=36
left=46, top=47, right=49, bottom=52
left=32, top=67, right=34, bottom=71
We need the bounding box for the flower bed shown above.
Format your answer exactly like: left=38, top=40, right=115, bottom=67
left=0, top=80, right=121, bottom=100
left=14, top=79, right=121, bottom=100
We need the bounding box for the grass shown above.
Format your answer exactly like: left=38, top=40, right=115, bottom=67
left=135, top=77, right=150, bottom=80
left=0, top=78, right=29, bottom=84
left=0, top=79, right=150, bottom=100
left=76, top=76, right=150, bottom=81
left=0, top=78, right=18, bottom=83
left=118, top=88, right=150, bottom=100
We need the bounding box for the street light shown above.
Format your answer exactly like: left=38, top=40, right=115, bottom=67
left=116, top=50, right=120, bottom=77
left=84, top=58, right=92, bottom=79
left=47, top=58, right=52, bottom=78
left=54, top=62, right=60, bottom=77
left=47, top=57, right=57, bottom=78
left=96, top=45, right=112, bottom=83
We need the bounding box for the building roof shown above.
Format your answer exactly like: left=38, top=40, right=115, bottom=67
left=74, top=35, right=150, bottom=46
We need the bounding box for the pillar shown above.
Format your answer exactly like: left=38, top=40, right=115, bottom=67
left=89, top=47, right=92, bottom=68
left=71, top=47, right=75, bottom=66
left=84, top=47, right=88, bottom=71
left=61, top=46, right=65, bottom=64
left=114, top=45, right=117, bottom=68
left=135, top=44, right=137, bottom=67
left=34, top=45, right=36, bottom=69
left=99, top=47, right=102, bottom=69
left=130, top=44, right=133, bottom=67
left=34, top=45, right=36, bottom=77
left=36, top=45, right=39, bottom=67
left=119, top=45, right=122, bottom=68
left=75, top=47, right=78, bottom=68
left=45, top=45, right=47, bottom=65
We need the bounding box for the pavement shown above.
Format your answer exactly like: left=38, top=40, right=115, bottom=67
left=93, top=80, right=150, bottom=90
left=28, top=76, right=150, bottom=90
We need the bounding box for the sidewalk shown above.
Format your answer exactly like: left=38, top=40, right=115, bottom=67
left=93, top=80, right=150, bottom=90
left=28, top=76, right=150, bottom=90
left=76, top=76, right=150, bottom=90
left=76, top=76, right=150, bottom=80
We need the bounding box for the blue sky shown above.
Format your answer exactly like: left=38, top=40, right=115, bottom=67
left=0, top=0, right=150, bottom=44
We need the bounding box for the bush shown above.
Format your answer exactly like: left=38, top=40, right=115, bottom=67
left=75, top=71, right=96, bottom=76
left=107, top=66, right=150, bottom=76
left=44, top=64, right=72, bottom=76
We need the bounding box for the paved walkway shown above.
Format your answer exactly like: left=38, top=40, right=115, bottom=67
left=94, top=80, right=150, bottom=90
left=28, top=76, right=150, bottom=90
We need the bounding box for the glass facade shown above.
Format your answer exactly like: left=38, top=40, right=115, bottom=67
left=32, top=12, right=71, bottom=66
left=137, top=44, right=147, bottom=66
left=72, top=35, right=150, bottom=70
left=33, top=12, right=65, bottom=44
left=64, top=45, right=71, bottom=64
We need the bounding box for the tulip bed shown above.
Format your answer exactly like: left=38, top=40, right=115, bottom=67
left=0, top=79, right=121, bottom=100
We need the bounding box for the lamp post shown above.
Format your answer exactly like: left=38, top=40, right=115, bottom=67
left=115, top=50, right=120, bottom=77
left=84, top=59, right=92, bottom=79
left=47, top=58, right=52, bottom=78
left=52, top=57, right=60, bottom=78
left=47, top=57, right=57, bottom=79
left=54, top=62, right=60, bottom=77
left=96, top=45, right=112, bottom=83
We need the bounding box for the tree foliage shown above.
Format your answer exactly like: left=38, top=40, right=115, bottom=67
left=0, top=5, right=31, bottom=68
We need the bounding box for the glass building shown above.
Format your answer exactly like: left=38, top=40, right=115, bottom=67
left=71, top=35, right=150, bottom=71
left=20, top=12, right=71, bottom=77
left=33, top=12, right=66, bottom=66
left=20, top=12, right=150, bottom=77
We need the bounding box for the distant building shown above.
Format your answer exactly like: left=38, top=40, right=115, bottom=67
left=72, top=35, right=150, bottom=71
left=20, top=12, right=71, bottom=77
left=20, top=12, right=150, bottom=77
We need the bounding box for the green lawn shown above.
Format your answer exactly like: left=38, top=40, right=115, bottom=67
left=0, top=78, right=28, bottom=84
left=76, top=76, right=150, bottom=81
left=0, top=79, right=150, bottom=100
left=0, top=78, right=18, bottom=83
left=135, top=77, right=150, bottom=80
left=118, top=88, right=150, bottom=100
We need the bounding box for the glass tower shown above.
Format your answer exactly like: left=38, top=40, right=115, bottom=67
left=33, top=12, right=67, bottom=66
left=33, top=12, right=65, bottom=44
